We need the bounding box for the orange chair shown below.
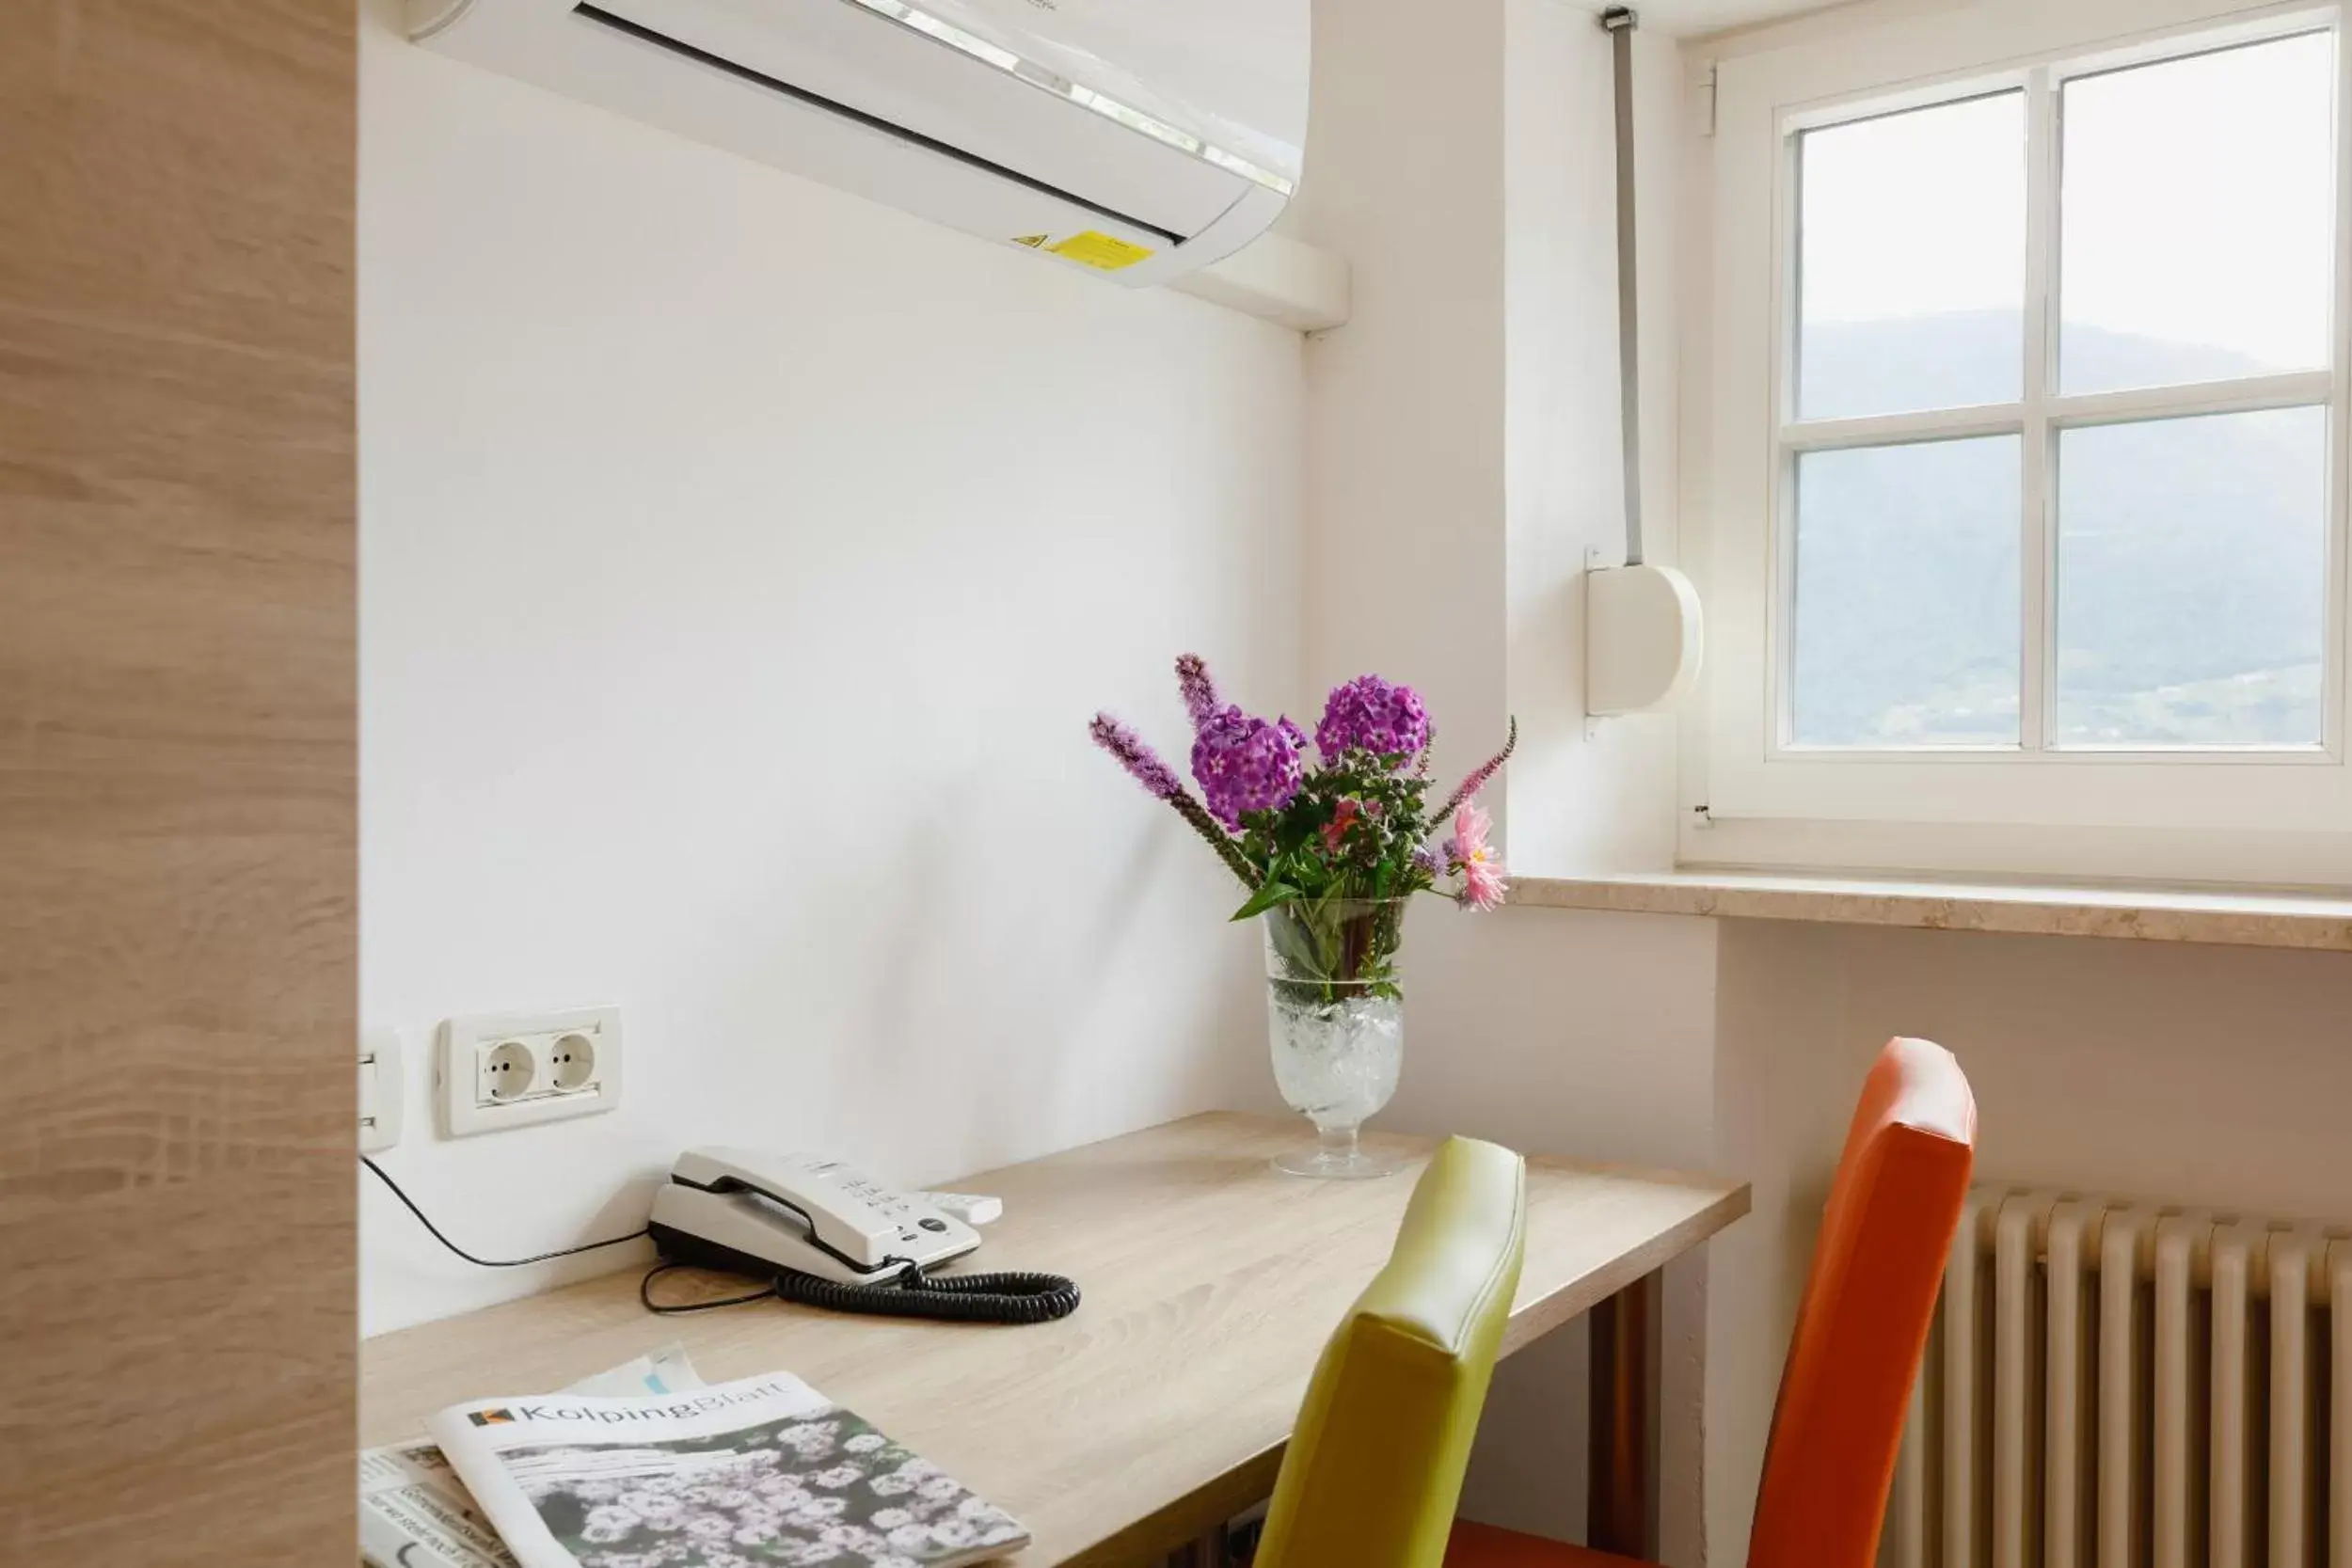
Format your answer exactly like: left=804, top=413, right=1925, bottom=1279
left=1450, top=1037, right=1976, bottom=1568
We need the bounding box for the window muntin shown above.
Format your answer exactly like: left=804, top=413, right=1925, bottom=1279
left=1775, top=25, right=2341, bottom=757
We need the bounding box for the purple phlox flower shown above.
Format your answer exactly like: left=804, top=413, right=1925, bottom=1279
left=1278, top=715, right=1308, bottom=752
left=1315, top=674, right=1432, bottom=769
left=1192, top=705, right=1304, bottom=827
left=1089, top=713, right=1184, bottom=800
left=1434, top=717, right=1520, bottom=822
left=1091, top=710, right=1262, bottom=886
left=1174, top=653, right=1223, bottom=733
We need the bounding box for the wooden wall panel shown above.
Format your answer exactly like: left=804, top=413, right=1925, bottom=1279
left=0, top=1, right=356, bottom=1561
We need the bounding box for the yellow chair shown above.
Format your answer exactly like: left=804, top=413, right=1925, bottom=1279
left=1252, top=1135, right=1529, bottom=1568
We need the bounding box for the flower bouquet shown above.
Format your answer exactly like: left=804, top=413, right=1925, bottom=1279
left=1091, top=655, right=1516, bottom=1177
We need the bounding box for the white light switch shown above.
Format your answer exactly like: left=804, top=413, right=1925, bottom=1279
left=359, top=1028, right=405, bottom=1153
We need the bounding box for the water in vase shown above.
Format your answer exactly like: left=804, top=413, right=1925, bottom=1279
left=1267, top=991, right=1402, bottom=1142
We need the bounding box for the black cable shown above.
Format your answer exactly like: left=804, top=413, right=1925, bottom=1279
left=770, top=1262, right=1081, bottom=1324
left=362, top=1155, right=648, bottom=1268
left=639, top=1261, right=779, bottom=1315
left=648, top=1218, right=1081, bottom=1324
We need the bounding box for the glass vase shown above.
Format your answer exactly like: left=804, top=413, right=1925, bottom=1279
left=1263, top=896, right=1406, bottom=1179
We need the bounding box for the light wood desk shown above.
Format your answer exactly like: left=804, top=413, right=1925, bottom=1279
left=363, top=1114, right=1748, bottom=1566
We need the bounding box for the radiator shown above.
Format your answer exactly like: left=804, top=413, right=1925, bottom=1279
left=1881, top=1189, right=2352, bottom=1568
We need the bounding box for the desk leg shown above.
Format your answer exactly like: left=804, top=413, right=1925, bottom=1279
left=1586, top=1269, right=1656, bottom=1560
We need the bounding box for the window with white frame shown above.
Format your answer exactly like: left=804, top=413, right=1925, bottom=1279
left=1695, top=0, right=2352, bottom=882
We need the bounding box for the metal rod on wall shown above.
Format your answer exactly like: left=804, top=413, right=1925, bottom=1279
left=1603, top=5, right=1643, bottom=566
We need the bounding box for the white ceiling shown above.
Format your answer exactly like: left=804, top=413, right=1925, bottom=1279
left=1629, top=0, right=1855, bottom=40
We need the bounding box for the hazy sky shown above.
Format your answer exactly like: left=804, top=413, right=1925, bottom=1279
left=1799, top=28, right=2336, bottom=376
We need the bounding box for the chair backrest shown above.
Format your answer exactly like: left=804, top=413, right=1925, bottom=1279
left=1748, top=1037, right=1977, bottom=1568
left=1253, top=1136, right=1528, bottom=1568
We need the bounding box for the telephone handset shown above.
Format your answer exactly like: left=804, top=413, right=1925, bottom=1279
left=647, top=1148, right=983, bottom=1284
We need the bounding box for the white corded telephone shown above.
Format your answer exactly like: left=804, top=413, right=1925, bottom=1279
left=647, top=1148, right=983, bottom=1285
left=365, top=1143, right=1072, bottom=1323
left=646, top=1148, right=1077, bottom=1323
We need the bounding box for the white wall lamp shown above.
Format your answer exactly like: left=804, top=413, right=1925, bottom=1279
left=1586, top=6, right=1703, bottom=726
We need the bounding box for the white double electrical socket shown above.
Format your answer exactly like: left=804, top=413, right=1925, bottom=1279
left=438, top=1006, right=624, bottom=1137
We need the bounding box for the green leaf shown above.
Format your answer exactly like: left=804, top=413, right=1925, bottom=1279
left=1231, top=880, right=1304, bottom=922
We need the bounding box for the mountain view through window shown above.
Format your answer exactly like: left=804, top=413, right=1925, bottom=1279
left=1785, top=29, right=2336, bottom=751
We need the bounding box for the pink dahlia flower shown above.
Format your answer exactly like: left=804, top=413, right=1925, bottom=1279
left=1449, top=800, right=1507, bottom=911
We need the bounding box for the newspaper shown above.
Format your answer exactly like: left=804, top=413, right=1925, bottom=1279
left=427, top=1370, right=1029, bottom=1568
left=362, top=1346, right=707, bottom=1568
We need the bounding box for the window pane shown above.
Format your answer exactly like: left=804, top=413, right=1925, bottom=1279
left=2055, top=407, right=2327, bottom=748
left=2060, top=33, right=2337, bottom=395
left=1797, top=92, right=2026, bottom=420
left=1790, top=436, right=2023, bottom=747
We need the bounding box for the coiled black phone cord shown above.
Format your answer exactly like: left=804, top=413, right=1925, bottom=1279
left=772, top=1261, right=1080, bottom=1324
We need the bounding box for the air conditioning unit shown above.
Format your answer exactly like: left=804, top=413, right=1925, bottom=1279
left=408, top=0, right=1310, bottom=288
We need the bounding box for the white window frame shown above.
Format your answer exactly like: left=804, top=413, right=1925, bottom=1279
left=1690, top=0, right=2352, bottom=884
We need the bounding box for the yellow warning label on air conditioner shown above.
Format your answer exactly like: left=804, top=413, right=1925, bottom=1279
left=1047, top=230, right=1154, bottom=271
left=1009, top=233, right=1048, bottom=248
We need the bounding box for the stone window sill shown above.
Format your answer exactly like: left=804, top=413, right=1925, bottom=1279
left=1510, top=871, right=2352, bottom=952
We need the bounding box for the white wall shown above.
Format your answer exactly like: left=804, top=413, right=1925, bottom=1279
left=1291, top=0, right=1505, bottom=739
left=358, top=0, right=1306, bottom=1335
left=1290, top=0, right=1686, bottom=875
left=1506, top=6, right=1691, bottom=879
left=1290, top=0, right=1717, bottom=1554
